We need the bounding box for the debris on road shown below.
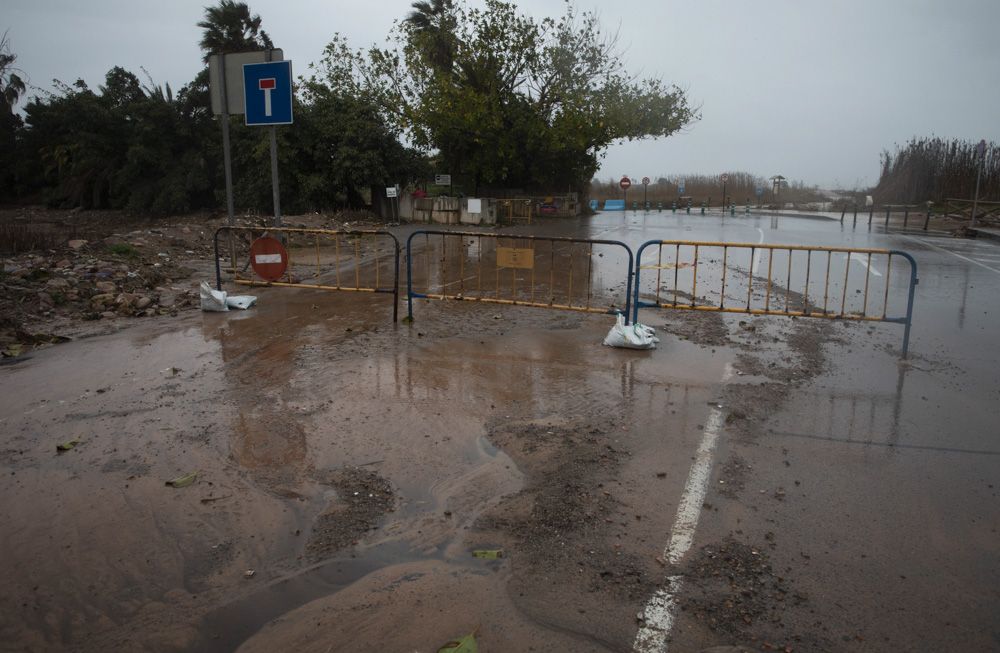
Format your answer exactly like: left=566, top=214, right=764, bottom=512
left=472, top=549, right=504, bottom=559
left=56, top=439, right=81, bottom=452
left=603, top=314, right=659, bottom=349
left=165, top=472, right=198, bottom=488
left=437, top=627, right=479, bottom=653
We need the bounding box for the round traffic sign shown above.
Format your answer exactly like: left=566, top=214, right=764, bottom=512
left=249, top=236, right=288, bottom=281
left=642, top=176, right=650, bottom=185
left=620, top=176, right=632, bottom=190
left=721, top=173, right=729, bottom=182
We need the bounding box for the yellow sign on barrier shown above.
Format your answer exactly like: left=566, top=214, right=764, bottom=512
left=496, top=247, right=535, bottom=269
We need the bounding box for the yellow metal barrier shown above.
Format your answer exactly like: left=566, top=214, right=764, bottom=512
left=498, top=199, right=533, bottom=225
left=633, top=240, right=918, bottom=356
left=405, top=230, right=634, bottom=321
left=213, top=226, right=400, bottom=321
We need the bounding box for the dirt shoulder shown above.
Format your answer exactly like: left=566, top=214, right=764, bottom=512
left=0, top=207, right=386, bottom=358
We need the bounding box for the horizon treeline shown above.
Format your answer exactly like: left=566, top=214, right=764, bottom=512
left=589, top=173, right=826, bottom=207
left=874, top=137, right=997, bottom=205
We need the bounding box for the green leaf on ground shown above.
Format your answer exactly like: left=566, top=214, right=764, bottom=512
left=56, top=439, right=81, bottom=452
left=165, top=472, right=198, bottom=488
left=437, top=632, right=478, bottom=653
left=472, top=549, right=504, bottom=559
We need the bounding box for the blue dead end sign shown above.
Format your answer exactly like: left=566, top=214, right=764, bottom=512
left=243, top=60, right=293, bottom=126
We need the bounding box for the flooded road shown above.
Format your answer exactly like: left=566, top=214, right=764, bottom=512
left=1, top=211, right=998, bottom=651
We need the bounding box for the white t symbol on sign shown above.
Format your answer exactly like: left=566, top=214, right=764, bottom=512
left=258, top=78, right=277, bottom=117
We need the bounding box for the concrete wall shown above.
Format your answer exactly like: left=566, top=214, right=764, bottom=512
left=399, top=195, right=497, bottom=226
left=397, top=192, right=578, bottom=225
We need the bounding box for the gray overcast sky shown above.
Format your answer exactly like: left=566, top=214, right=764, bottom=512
left=5, top=0, right=999, bottom=188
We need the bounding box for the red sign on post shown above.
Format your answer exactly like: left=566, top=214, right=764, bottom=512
left=620, top=176, right=632, bottom=190
left=249, top=236, right=288, bottom=281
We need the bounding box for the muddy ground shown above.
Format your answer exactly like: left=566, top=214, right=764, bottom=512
left=1, top=209, right=997, bottom=652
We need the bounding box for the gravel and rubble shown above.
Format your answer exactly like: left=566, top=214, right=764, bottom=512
left=0, top=207, right=385, bottom=358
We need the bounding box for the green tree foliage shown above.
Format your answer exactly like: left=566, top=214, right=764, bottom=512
left=1, top=31, right=27, bottom=198
left=17, top=69, right=213, bottom=212
left=362, top=0, right=697, bottom=192
left=2, top=1, right=426, bottom=215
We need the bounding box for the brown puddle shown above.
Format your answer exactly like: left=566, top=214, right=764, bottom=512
left=0, top=276, right=746, bottom=651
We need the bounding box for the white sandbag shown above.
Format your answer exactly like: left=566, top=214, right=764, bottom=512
left=225, top=295, right=258, bottom=310
left=603, top=314, right=657, bottom=349
left=200, top=281, right=229, bottom=312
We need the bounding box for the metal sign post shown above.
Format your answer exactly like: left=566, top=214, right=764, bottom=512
left=386, top=186, right=399, bottom=222
left=208, top=49, right=284, bottom=229
left=620, top=176, right=631, bottom=209
left=243, top=58, right=293, bottom=228
left=720, top=173, right=729, bottom=212
left=642, top=176, right=650, bottom=208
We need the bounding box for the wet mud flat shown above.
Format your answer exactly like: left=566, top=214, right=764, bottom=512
left=1, top=255, right=986, bottom=652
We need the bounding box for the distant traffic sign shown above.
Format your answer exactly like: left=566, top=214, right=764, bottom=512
left=678, top=179, right=686, bottom=194
left=386, top=186, right=398, bottom=198
left=642, top=176, right=650, bottom=186
left=720, top=173, right=729, bottom=182
left=249, top=236, right=288, bottom=281
left=620, top=176, right=632, bottom=190
left=435, top=174, right=451, bottom=185
left=243, top=60, right=293, bottom=126
left=756, top=187, right=764, bottom=197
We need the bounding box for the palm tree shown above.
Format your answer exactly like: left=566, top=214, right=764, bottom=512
left=405, top=0, right=457, bottom=73
left=1, top=31, right=26, bottom=116
left=197, top=0, right=273, bottom=62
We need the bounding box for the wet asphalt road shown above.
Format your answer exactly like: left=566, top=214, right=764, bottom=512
left=575, top=211, right=1000, bottom=650
left=1, top=209, right=998, bottom=652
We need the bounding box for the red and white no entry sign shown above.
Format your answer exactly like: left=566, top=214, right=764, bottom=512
left=249, top=236, right=288, bottom=281
left=620, top=176, right=632, bottom=190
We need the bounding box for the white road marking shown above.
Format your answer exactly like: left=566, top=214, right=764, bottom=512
left=900, top=235, right=1000, bottom=275
left=849, top=252, right=882, bottom=277
left=634, top=578, right=682, bottom=652
left=633, top=406, right=726, bottom=652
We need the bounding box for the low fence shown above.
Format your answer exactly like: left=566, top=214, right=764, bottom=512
left=213, top=226, right=400, bottom=321
left=632, top=240, right=918, bottom=357
left=498, top=199, right=534, bottom=225
left=210, top=228, right=920, bottom=358
left=405, top=230, right=634, bottom=322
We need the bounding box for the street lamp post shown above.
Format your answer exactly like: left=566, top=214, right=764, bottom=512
left=971, top=139, right=986, bottom=229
